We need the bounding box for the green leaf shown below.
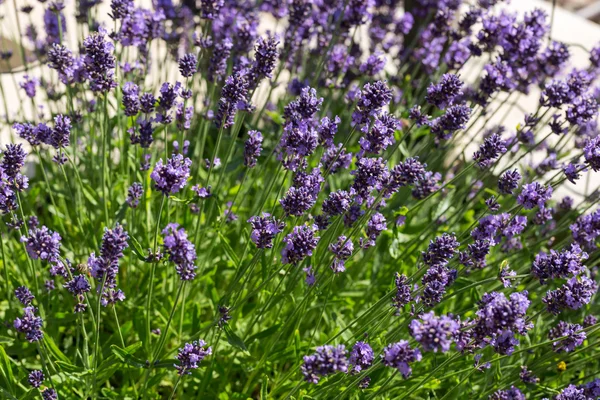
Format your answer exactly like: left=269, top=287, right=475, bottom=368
left=219, top=233, right=240, bottom=266
left=55, top=361, right=84, bottom=374
left=0, top=345, right=15, bottom=395
left=82, top=183, right=99, bottom=207
left=44, top=336, right=71, bottom=364
left=260, top=374, right=268, bottom=400
left=265, top=110, right=283, bottom=125
left=168, top=195, right=194, bottom=204
left=224, top=326, right=248, bottom=354
left=246, top=324, right=281, bottom=345
left=110, top=342, right=145, bottom=367
left=128, top=236, right=147, bottom=262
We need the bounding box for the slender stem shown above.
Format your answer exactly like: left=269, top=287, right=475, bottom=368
left=152, top=280, right=185, bottom=362
left=146, top=195, right=166, bottom=354
left=168, top=374, right=183, bottom=400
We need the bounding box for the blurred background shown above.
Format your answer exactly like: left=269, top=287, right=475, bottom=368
left=550, top=0, right=600, bottom=21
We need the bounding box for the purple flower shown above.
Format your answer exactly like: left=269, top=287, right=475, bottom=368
left=280, top=186, right=316, bottom=216
left=351, top=157, right=389, bottom=202
left=489, top=386, right=526, bottom=400
left=175, top=340, right=212, bottom=375
left=15, top=286, right=34, bottom=306
left=329, top=236, right=354, bottom=273
left=28, top=370, right=44, bottom=388
left=322, top=190, right=352, bottom=217
left=321, top=144, right=352, bottom=174
left=83, top=30, right=117, bottom=93
left=349, top=341, right=373, bottom=373
left=549, top=321, right=585, bottom=353
left=47, top=43, right=74, bottom=80
left=14, top=306, right=43, bottom=342
left=41, top=388, right=58, bottom=400
left=386, top=157, right=426, bottom=194
left=156, top=82, right=181, bottom=124
left=284, top=87, right=323, bottom=126
left=584, top=136, right=600, bottom=171
left=64, top=275, right=91, bottom=296
left=248, top=35, right=279, bottom=87
left=499, top=266, right=517, bottom=288
left=301, top=345, right=348, bottom=384
left=359, top=52, right=386, bottom=76
left=519, top=366, right=539, bottom=384
left=498, top=169, right=521, bottom=195
left=244, top=130, right=263, bottom=168
left=19, top=75, right=39, bottom=98
left=303, top=266, right=316, bottom=286
left=216, top=71, right=250, bottom=129
left=352, top=81, right=392, bottom=126
left=412, top=171, right=441, bottom=200
left=555, top=385, right=586, bottom=400
left=584, top=315, right=597, bottom=327
left=44, top=7, right=66, bottom=45
left=473, top=291, right=531, bottom=340
left=88, top=223, right=128, bottom=306
left=317, top=116, right=341, bottom=148
left=543, top=276, right=597, bottom=314
left=409, top=312, right=459, bottom=353
left=178, top=53, right=198, bottom=77
left=426, top=74, right=464, bottom=110
left=1, top=143, right=27, bottom=180
left=200, top=0, right=224, bottom=19
left=50, top=114, right=71, bottom=149
left=361, top=212, right=386, bottom=249
left=21, top=226, right=61, bottom=264
left=122, top=82, right=140, bottom=117
left=281, top=225, right=319, bottom=265
left=163, top=223, right=197, bottom=281
left=423, top=233, right=459, bottom=268
left=126, top=182, right=143, bottom=208
left=531, top=243, right=588, bottom=284
left=208, top=38, right=233, bottom=82
left=540, top=80, right=571, bottom=108
left=192, top=185, right=211, bottom=199
left=110, top=0, right=134, bottom=19
left=564, top=163, right=585, bottom=184
left=429, top=104, right=471, bottom=141
left=392, top=273, right=412, bottom=313
left=581, top=378, right=600, bottom=398
left=151, top=154, right=192, bottom=195
left=381, top=341, right=422, bottom=378
left=130, top=120, right=154, bottom=148
left=566, top=94, right=598, bottom=127
left=140, top=93, right=157, bottom=114
left=473, top=133, right=507, bottom=168
left=248, top=213, right=285, bottom=249
left=359, top=113, right=399, bottom=156
left=517, top=182, right=552, bottom=209
left=492, top=330, right=519, bottom=355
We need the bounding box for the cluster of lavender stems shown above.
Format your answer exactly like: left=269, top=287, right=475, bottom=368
left=2, top=0, right=600, bottom=399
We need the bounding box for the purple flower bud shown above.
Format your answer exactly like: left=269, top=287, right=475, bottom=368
left=549, top=321, right=585, bottom=353
left=175, top=340, right=212, bottom=375
left=381, top=341, right=421, bottom=378
left=151, top=154, right=192, bottom=195
left=281, top=225, right=319, bottom=265
left=301, top=345, right=348, bottom=384
left=409, top=311, right=459, bottom=353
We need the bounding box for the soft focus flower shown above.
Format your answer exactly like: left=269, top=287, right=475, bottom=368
left=151, top=154, right=192, bottom=195
left=301, top=345, right=348, bottom=384
left=381, top=341, right=422, bottom=378
left=175, top=340, right=212, bottom=375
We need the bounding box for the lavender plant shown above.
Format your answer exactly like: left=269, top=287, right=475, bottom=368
left=0, top=0, right=599, bottom=399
